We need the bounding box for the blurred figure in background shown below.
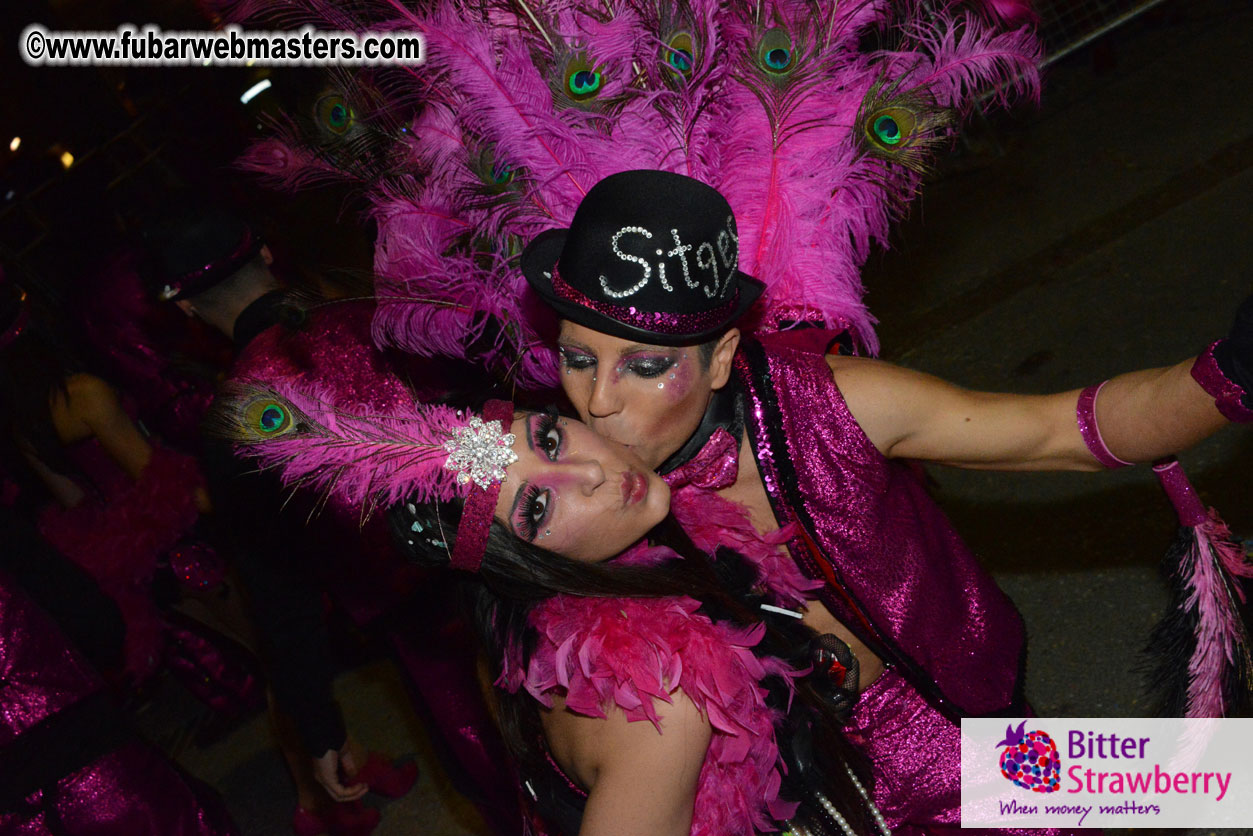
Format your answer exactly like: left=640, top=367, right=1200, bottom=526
left=0, top=273, right=209, bottom=682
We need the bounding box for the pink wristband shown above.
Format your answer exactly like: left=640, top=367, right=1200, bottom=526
left=1076, top=381, right=1134, bottom=469
left=1190, top=340, right=1253, bottom=423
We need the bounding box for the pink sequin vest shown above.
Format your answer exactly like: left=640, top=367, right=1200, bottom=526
left=738, top=334, right=1025, bottom=717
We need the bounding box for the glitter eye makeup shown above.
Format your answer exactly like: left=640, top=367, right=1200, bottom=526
left=619, top=353, right=679, bottom=379
left=559, top=345, right=597, bottom=372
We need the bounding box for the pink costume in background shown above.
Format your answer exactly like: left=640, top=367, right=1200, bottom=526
left=75, top=248, right=225, bottom=451
left=37, top=436, right=203, bottom=679
left=0, top=570, right=238, bottom=836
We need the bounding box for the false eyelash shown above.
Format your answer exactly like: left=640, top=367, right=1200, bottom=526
left=531, top=411, right=562, bottom=460
left=515, top=482, right=548, bottom=541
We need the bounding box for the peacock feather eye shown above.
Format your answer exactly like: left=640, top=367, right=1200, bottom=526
left=472, top=146, right=521, bottom=193
left=568, top=68, right=602, bottom=98
left=244, top=399, right=293, bottom=436
left=559, top=53, right=604, bottom=101
left=757, top=28, right=794, bottom=75
left=873, top=114, right=901, bottom=145
left=259, top=404, right=287, bottom=434
left=866, top=107, right=917, bottom=150
left=664, top=31, right=695, bottom=75
left=491, top=160, right=515, bottom=185
left=315, top=94, right=355, bottom=135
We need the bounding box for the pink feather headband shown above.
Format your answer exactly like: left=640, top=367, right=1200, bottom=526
left=208, top=380, right=517, bottom=573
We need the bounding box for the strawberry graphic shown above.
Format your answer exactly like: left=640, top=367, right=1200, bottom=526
left=996, top=721, right=1060, bottom=793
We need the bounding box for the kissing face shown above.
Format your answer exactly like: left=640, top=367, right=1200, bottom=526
left=492, top=411, right=670, bottom=562
left=556, top=322, right=737, bottom=470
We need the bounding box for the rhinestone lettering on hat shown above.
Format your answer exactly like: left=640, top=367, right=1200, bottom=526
left=443, top=417, right=518, bottom=489
left=654, top=247, right=675, bottom=292
left=600, top=226, right=653, bottom=299
left=668, top=230, right=697, bottom=289
left=695, top=241, right=719, bottom=298
left=716, top=230, right=733, bottom=270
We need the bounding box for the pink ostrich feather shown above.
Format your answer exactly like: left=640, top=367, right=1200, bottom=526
left=882, top=10, right=1042, bottom=112
left=208, top=378, right=475, bottom=512
left=711, top=2, right=887, bottom=348
left=421, top=7, right=613, bottom=224
left=508, top=594, right=800, bottom=835
left=235, top=135, right=345, bottom=192
left=976, top=0, right=1039, bottom=28
left=1181, top=512, right=1253, bottom=718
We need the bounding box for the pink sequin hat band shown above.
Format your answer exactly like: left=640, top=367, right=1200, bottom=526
left=158, top=226, right=263, bottom=301
left=449, top=399, right=515, bottom=572
left=550, top=266, right=742, bottom=336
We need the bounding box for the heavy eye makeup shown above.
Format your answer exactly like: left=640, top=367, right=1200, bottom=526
left=559, top=345, right=597, bottom=371
left=512, top=412, right=563, bottom=541
left=513, top=483, right=551, bottom=541
left=618, top=353, right=679, bottom=379
left=531, top=411, right=563, bottom=461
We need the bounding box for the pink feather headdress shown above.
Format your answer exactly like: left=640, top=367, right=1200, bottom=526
left=207, top=378, right=516, bottom=571
left=218, top=0, right=1042, bottom=372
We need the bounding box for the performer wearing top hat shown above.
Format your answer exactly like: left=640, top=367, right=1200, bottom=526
left=144, top=204, right=522, bottom=836
left=521, top=169, right=1252, bottom=832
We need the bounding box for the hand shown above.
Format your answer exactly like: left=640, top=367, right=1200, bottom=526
left=311, top=746, right=368, bottom=802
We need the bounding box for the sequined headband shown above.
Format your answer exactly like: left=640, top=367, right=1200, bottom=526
left=447, top=399, right=516, bottom=572
left=550, top=266, right=742, bottom=336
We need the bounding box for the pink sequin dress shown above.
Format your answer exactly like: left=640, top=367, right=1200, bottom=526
left=0, top=570, right=238, bottom=836
left=37, top=436, right=203, bottom=679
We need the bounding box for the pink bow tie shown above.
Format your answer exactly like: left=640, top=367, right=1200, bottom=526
left=661, top=427, right=740, bottom=490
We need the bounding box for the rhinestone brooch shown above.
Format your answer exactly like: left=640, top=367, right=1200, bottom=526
left=443, top=417, right=518, bottom=489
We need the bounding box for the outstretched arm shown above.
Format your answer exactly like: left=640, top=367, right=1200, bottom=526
left=829, top=354, right=1228, bottom=471
left=549, top=690, right=712, bottom=836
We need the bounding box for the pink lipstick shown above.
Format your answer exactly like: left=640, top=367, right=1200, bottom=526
left=621, top=471, right=648, bottom=505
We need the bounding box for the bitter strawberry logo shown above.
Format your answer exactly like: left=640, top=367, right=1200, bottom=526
left=996, top=721, right=1061, bottom=793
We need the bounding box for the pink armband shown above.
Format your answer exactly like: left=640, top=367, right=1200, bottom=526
left=1076, top=381, right=1134, bottom=469
left=1190, top=340, right=1253, bottom=423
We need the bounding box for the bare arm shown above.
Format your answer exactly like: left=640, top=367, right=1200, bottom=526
left=547, top=691, right=712, bottom=836
left=57, top=374, right=211, bottom=512
left=55, top=374, right=154, bottom=479
left=829, top=354, right=1229, bottom=471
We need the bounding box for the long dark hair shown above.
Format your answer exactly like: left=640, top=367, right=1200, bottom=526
left=391, top=500, right=879, bottom=835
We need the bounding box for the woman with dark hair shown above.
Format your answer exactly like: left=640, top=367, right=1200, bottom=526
left=212, top=383, right=885, bottom=836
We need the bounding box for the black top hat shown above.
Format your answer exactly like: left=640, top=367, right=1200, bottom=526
left=521, top=170, right=764, bottom=346
left=144, top=205, right=263, bottom=302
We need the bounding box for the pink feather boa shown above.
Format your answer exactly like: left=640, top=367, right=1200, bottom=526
left=502, top=595, right=800, bottom=835
left=671, top=486, right=822, bottom=610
